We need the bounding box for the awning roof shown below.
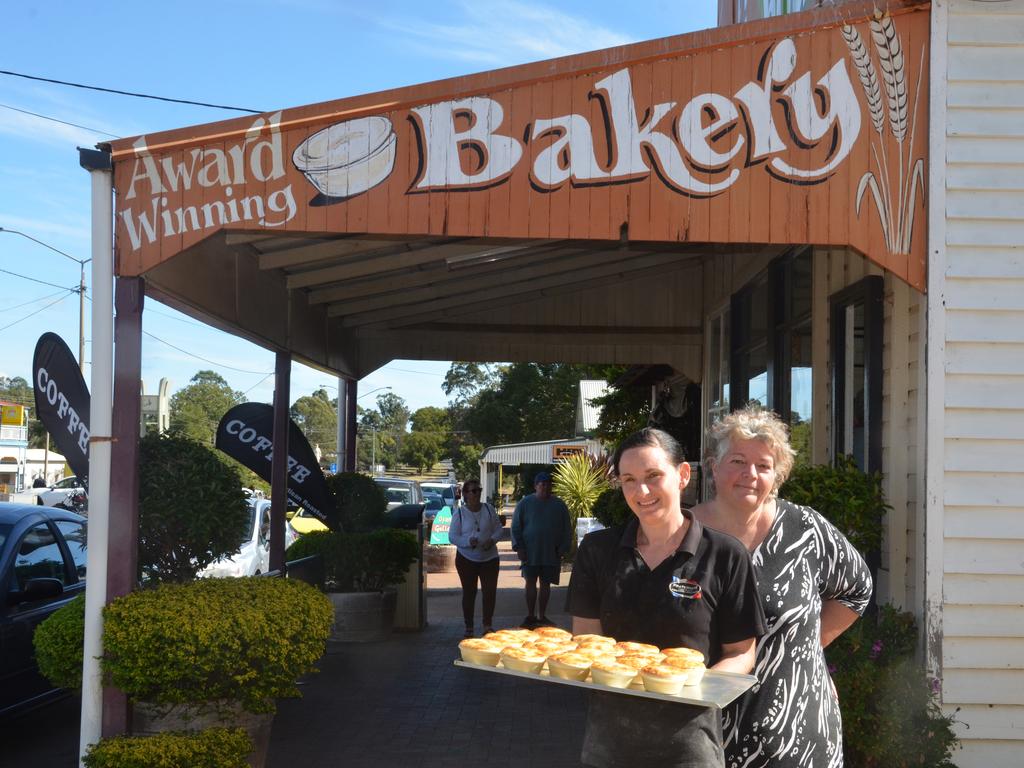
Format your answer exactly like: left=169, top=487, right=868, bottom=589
left=481, top=438, right=606, bottom=466
left=101, top=0, right=930, bottom=380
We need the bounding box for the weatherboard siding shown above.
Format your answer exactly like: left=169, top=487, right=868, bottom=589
left=938, top=1, right=1024, bottom=763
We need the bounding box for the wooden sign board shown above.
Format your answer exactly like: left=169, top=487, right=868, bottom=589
left=110, top=6, right=929, bottom=290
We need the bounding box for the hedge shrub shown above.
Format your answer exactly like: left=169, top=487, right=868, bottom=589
left=781, top=454, right=889, bottom=555
left=34, top=593, right=86, bottom=691
left=324, top=472, right=388, bottom=532
left=83, top=728, right=251, bottom=768
left=286, top=528, right=419, bottom=592
left=138, top=433, right=250, bottom=583
left=590, top=487, right=633, bottom=529
left=99, top=577, right=332, bottom=715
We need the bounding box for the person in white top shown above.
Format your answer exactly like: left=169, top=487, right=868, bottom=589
left=448, top=480, right=504, bottom=637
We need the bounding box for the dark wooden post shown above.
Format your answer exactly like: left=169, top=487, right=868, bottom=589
left=269, top=351, right=291, bottom=572
left=102, top=276, right=143, bottom=737
left=345, top=379, right=357, bottom=472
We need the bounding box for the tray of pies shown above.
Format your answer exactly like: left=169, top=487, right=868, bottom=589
left=454, top=628, right=756, bottom=709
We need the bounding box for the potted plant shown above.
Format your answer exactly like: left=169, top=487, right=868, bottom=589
left=285, top=527, right=419, bottom=642
left=35, top=578, right=332, bottom=768
left=33, top=433, right=333, bottom=768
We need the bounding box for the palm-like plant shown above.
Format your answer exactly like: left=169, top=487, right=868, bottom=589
left=552, top=452, right=611, bottom=555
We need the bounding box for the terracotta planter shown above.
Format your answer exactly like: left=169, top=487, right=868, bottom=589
left=133, top=700, right=273, bottom=768
left=329, top=589, right=397, bottom=642
left=424, top=543, right=457, bottom=573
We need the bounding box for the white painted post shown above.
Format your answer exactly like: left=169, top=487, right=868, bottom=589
left=79, top=153, right=114, bottom=764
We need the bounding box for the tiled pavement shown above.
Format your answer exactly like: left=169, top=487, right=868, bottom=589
left=268, top=536, right=588, bottom=768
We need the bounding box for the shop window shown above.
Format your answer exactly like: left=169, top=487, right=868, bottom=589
left=830, top=277, right=883, bottom=473
left=726, top=248, right=813, bottom=464
left=722, top=0, right=846, bottom=24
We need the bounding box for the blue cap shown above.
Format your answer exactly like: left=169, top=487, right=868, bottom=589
left=534, top=471, right=552, bottom=483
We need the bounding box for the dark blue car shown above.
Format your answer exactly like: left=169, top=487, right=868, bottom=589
left=0, top=503, right=87, bottom=716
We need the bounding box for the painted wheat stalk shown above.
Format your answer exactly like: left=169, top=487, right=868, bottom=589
left=843, top=13, right=924, bottom=255
left=842, top=22, right=893, bottom=250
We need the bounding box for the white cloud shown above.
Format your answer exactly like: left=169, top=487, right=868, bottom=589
left=378, top=1, right=634, bottom=67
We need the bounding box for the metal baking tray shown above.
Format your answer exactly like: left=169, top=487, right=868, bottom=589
left=453, top=660, right=756, bottom=709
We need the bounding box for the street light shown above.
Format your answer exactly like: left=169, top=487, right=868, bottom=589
left=358, top=385, right=392, bottom=400
left=0, top=227, right=91, bottom=375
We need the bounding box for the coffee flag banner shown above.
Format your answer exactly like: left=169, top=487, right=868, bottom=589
left=32, top=333, right=91, bottom=484
left=215, top=402, right=333, bottom=526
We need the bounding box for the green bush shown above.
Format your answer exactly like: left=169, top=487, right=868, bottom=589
left=139, top=433, right=250, bottom=583
left=590, top=487, right=633, bottom=529
left=83, top=728, right=251, bottom=768
left=780, top=454, right=889, bottom=554
left=826, top=606, right=959, bottom=768
left=286, top=528, right=419, bottom=592
left=100, top=577, right=332, bottom=715
left=34, top=593, right=86, bottom=691
left=324, top=471, right=388, bottom=532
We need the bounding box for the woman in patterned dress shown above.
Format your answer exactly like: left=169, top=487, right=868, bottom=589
left=692, top=407, right=873, bottom=768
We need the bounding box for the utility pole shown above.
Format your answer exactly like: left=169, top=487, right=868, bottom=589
left=0, top=227, right=89, bottom=485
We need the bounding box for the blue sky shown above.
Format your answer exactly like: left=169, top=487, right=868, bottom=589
left=1, top=0, right=717, bottom=412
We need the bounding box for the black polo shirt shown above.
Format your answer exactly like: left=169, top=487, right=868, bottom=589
left=565, top=512, right=766, bottom=768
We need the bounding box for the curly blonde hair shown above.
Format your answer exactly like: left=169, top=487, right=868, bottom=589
left=703, top=406, right=796, bottom=494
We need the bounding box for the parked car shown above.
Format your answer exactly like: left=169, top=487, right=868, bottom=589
left=373, top=477, right=424, bottom=511
left=199, top=499, right=298, bottom=579
left=420, top=482, right=458, bottom=510
left=422, top=493, right=445, bottom=524
left=0, top=502, right=87, bottom=717
left=35, top=476, right=85, bottom=508
left=288, top=506, right=329, bottom=536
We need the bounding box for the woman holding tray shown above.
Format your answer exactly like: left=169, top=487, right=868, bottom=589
left=692, top=406, right=873, bottom=768
left=567, top=427, right=766, bottom=768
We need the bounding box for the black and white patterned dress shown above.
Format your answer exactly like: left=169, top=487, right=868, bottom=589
left=723, top=500, right=873, bottom=768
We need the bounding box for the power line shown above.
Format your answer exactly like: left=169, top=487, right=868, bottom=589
left=142, top=330, right=273, bottom=375
left=0, top=289, right=69, bottom=314
left=0, top=266, right=78, bottom=291
left=0, top=101, right=120, bottom=139
left=0, top=69, right=263, bottom=114
left=0, top=291, right=72, bottom=333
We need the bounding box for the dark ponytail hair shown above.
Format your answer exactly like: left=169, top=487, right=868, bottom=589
left=611, top=428, right=686, bottom=476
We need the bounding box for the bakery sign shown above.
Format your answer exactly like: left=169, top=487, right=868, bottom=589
left=111, top=9, right=928, bottom=289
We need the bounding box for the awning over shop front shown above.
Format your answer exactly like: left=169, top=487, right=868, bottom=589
left=101, top=0, right=930, bottom=379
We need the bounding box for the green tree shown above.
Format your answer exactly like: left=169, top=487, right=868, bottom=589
left=453, top=443, right=483, bottom=483
left=290, top=387, right=337, bottom=463
left=410, top=406, right=449, bottom=435
left=591, top=380, right=651, bottom=445
left=168, top=370, right=242, bottom=446
left=401, top=431, right=444, bottom=473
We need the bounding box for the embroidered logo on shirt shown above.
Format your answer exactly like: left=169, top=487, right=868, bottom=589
left=669, top=576, right=702, bottom=600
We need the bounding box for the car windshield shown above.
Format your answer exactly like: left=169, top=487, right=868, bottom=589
left=424, top=497, right=443, bottom=511
left=238, top=506, right=258, bottom=547
left=383, top=487, right=412, bottom=504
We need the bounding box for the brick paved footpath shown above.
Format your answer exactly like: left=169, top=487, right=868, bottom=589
left=1, top=535, right=588, bottom=767
left=267, top=537, right=588, bottom=768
